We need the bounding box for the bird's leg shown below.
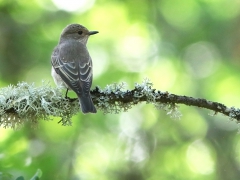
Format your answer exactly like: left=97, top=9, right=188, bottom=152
left=65, top=88, right=69, bottom=99
left=64, top=88, right=74, bottom=102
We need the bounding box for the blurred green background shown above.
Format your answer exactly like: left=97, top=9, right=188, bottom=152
left=1, top=0, right=240, bottom=179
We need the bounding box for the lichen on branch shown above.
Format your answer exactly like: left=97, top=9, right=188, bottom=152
left=0, top=79, right=239, bottom=129
left=0, top=82, right=79, bottom=128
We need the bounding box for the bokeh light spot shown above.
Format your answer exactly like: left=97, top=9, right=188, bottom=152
left=52, top=0, right=95, bottom=12
left=160, top=0, right=200, bottom=30
left=187, top=139, right=215, bottom=174
left=183, top=41, right=220, bottom=79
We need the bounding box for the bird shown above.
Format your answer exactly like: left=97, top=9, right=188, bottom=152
left=51, top=24, right=98, bottom=114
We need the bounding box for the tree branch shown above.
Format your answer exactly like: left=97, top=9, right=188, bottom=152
left=0, top=79, right=239, bottom=128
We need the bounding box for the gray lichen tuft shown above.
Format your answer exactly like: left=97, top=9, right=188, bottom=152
left=94, top=78, right=182, bottom=119
left=95, top=82, right=133, bottom=114
left=134, top=78, right=156, bottom=103
left=0, top=82, right=79, bottom=128
left=228, top=107, right=240, bottom=121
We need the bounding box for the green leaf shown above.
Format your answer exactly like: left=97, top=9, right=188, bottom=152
left=16, top=176, right=24, bottom=180
left=30, top=169, right=42, bottom=180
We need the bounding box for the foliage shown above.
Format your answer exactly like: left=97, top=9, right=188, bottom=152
left=0, top=169, right=42, bottom=180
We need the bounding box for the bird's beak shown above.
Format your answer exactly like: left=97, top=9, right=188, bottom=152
left=88, top=31, right=99, bottom=35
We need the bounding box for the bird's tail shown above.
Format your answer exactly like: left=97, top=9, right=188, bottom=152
left=78, top=94, right=97, bottom=114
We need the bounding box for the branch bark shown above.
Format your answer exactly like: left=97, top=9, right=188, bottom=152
left=90, top=86, right=239, bottom=120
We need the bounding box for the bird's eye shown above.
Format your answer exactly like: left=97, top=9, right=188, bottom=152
left=78, top=31, right=83, bottom=35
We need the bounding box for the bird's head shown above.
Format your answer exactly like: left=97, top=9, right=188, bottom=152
left=60, top=24, right=98, bottom=44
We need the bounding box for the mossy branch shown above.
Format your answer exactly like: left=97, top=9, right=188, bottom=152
left=0, top=79, right=239, bottom=128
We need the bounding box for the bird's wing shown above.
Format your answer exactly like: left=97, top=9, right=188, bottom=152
left=51, top=42, right=93, bottom=96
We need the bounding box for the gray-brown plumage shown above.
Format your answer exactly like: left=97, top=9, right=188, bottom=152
left=51, top=24, right=98, bottom=113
